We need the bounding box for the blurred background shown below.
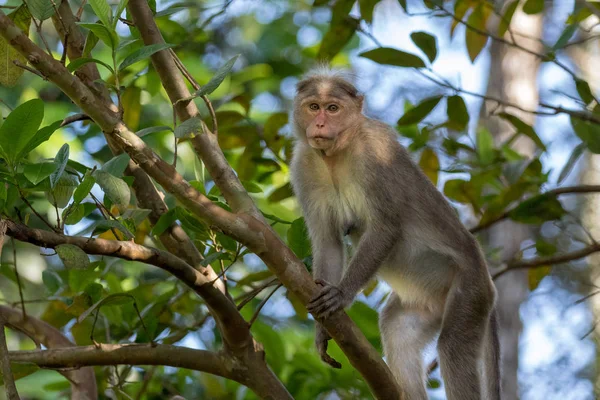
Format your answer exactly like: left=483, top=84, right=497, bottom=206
left=0, top=0, right=599, bottom=399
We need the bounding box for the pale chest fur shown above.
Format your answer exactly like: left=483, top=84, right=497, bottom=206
left=306, top=157, right=369, bottom=230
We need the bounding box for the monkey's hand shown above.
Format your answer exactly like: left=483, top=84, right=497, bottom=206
left=308, top=279, right=351, bottom=319
left=315, top=325, right=342, bottom=369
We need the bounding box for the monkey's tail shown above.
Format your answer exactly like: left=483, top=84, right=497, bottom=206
left=484, top=307, right=502, bottom=400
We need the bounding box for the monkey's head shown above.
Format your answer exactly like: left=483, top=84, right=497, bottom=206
left=293, top=69, right=364, bottom=154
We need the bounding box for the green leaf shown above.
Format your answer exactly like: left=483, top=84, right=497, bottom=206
left=410, top=31, right=437, bottom=63
left=50, top=144, right=69, bottom=189
left=174, top=117, right=205, bottom=139
left=0, top=99, right=44, bottom=165
left=18, top=120, right=62, bottom=160
left=77, top=293, right=135, bottom=323
left=42, top=270, right=62, bottom=294
left=358, top=0, right=379, bottom=23
left=179, top=55, right=239, bottom=102
left=397, top=0, right=407, bottom=12
left=136, top=125, right=172, bottom=137
left=47, top=173, right=78, bottom=208
left=263, top=112, right=288, bottom=154
left=571, top=116, right=600, bottom=153
left=114, top=0, right=129, bottom=26
left=93, top=170, right=131, bottom=207
left=73, top=173, right=96, bottom=204
left=27, top=0, right=55, bottom=20
left=241, top=180, right=263, bottom=193
left=236, top=270, right=274, bottom=287
left=268, top=182, right=294, bottom=202
left=119, top=43, right=174, bottom=71
left=88, top=0, right=112, bottom=28
left=509, top=194, right=566, bottom=224
left=523, top=0, right=544, bottom=14
left=446, top=95, right=469, bottom=131
left=498, top=113, right=546, bottom=151
left=553, top=24, right=578, bottom=49
left=151, top=208, right=177, bottom=236
left=23, top=162, right=56, bottom=185
left=67, top=57, right=114, bottom=74
left=397, top=96, right=442, bottom=126
left=476, top=129, right=494, bottom=164
left=557, top=142, right=585, bottom=184
left=200, top=250, right=231, bottom=267
left=575, top=79, right=595, bottom=105
left=317, top=17, right=359, bottom=61
left=0, top=363, right=39, bottom=385
left=69, top=266, right=102, bottom=292
left=77, top=23, right=116, bottom=48
left=87, top=219, right=134, bottom=239
left=498, top=0, right=519, bottom=37
left=287, top=217, right=311, bottom=259
left=0, top=6, right=31, bottom=87
left=359, top=47, right=426, bottom=68
left=63, top=202, right=96, bottom=225
left=56, top=244, right=91, bottom=270
left=466, top=5, right=489, bottom=62
left=83, top=30, right=99, bottom=57
left=102, top=153, right=130, bottom=177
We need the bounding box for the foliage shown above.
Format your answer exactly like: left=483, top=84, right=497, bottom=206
left=0, top=0, right=598, bottom=398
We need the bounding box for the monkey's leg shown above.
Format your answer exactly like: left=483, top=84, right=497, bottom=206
left=380, top=294, right=440, bottom=400
left=438, top=271, right=496, bottom=400
left=482, top=307, right=501, bottom=400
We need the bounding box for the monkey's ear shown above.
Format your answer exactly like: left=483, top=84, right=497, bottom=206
left=356, top=94, right=364, bottom=110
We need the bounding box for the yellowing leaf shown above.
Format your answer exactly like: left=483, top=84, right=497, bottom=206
left=465, top=5, right=489, bottom=62
left=0, top=6, right=31, bottom=87
left=528, top=266, right=551, bottom=291
left=419, top=148, right=439, bottom=185
left=122, top=86, right=142, bottom=131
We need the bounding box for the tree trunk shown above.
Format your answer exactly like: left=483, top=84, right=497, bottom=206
left=567, top=15, right=600, bottom=398
left=480, top=4, right=544, bottom=399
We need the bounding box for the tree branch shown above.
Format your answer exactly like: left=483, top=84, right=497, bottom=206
left=493, top=242, right=600, bottom=279
left=8, top=344, right=228, bottom=379
left=2, top=219, right=249, bottom=344
left=0, top=306, right=97, bottom=400
left=0, top=10, right=400, bottom=398
left=50, top=0, right=227, bottom=295
left=470, top=185, right=600, bottom=234
left=127, top=0, right=262, bottom=220
left=0, top=317, right=20, bottom=400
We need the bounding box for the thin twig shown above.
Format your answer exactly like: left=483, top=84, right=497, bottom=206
left=17, top=189, right=58, bottom=232
left=11, top=238, right=26, bottom=318
left=436, top=4, right=578, bottom=79
left=236, top=277, right=279, bottom=310
left=493, top=242, right=600, bottom=280
left=169, top=49, right=218, bottom=135
left=75, top=0, right=87, bottom=20
left=61, top=113, right=92, bottom=127
left=12, top=60, right=47, bottom=80
left=470, top=185, right=600, bottom=234
left=248, top=283, right=282, bottom=326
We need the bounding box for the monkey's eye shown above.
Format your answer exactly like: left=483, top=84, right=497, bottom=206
left=327, top=104, right=339, bottom=112
left=309, top=103, right=319, bottom=111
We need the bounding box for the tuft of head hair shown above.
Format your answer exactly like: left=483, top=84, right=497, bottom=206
left=296, top=65, right=360, bottom=99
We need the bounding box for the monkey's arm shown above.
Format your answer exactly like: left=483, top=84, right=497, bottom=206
left=308, top=224, right=398, bottom=318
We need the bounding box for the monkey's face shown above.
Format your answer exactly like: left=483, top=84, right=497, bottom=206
left=294, top=79, right=363, bottom=152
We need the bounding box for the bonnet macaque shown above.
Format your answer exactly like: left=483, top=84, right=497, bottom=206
left=290, top=68, right=500, bottom=400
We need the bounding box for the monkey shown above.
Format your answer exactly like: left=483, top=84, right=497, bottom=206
left=289, top=68, right=501, bottom=400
